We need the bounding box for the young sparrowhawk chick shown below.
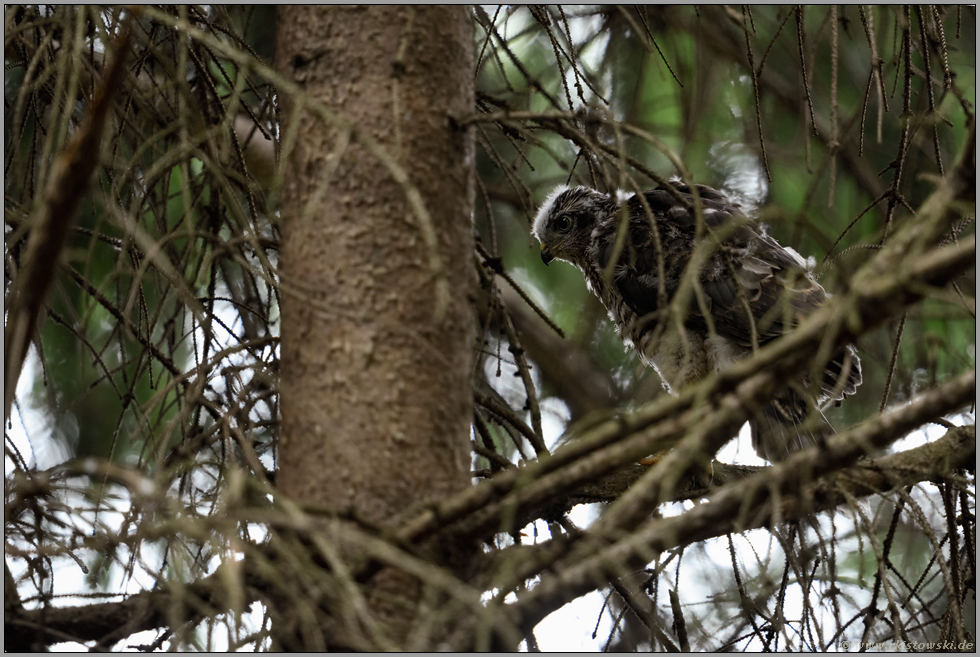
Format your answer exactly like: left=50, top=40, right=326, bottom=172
left=532, top=182, right=862, bottom=462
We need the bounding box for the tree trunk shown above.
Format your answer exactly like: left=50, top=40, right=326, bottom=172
left=275, top=6, right=475, bottom=650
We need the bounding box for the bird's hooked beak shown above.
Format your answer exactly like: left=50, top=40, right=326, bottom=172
left=539, top=242, right=554, bottom=266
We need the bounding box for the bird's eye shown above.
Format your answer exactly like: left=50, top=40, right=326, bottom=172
left=554, top=214, right=573, bottom=233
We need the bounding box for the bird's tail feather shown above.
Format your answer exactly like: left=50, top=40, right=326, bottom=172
left=751, top=348, right=859, bottom=462
left=749, top=393, right=833, bottom=463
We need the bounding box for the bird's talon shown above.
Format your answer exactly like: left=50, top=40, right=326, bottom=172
left=638, top=453, right=666, bottom=467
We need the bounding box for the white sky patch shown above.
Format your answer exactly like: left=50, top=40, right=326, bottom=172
left=889, top=410, right=974, bottom=452
left=540, top=397, right=571, bottom=451
left=568, top=502, right=602, bottom=530
left=5, top=347, right=72, bottom=473
left=531, top=588, right=615, bottom=651
left=717, top=420, right=768, bottom=466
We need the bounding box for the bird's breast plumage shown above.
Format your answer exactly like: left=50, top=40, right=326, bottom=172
left=578, top=241, right=712, bottom=392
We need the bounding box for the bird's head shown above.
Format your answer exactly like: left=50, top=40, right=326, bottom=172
left=531, top=185, right=619, bottom=267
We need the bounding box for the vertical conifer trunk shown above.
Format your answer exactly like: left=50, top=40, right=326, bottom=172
left=276, top=6, right=475, bottom=649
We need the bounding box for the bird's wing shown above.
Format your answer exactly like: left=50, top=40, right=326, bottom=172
left=698, top=231, right=828, bottom=346
left=697, top=231, right=863, bottom=400
left=597, top=187, right=819, bottom=340
left=600, top=185, right=860, bottom=399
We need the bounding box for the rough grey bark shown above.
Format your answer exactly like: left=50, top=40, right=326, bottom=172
left=275, top=6, right=475, bottom=649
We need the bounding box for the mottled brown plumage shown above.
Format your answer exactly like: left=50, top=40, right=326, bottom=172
left=532, top=182, right=861, bottom=462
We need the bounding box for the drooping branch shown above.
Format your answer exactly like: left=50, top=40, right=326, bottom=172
left=396, top=231, right=974, bottom=550
left=4, top=564, right=267, bottom=652
left=4, top=7, right=974, bottom=653
left=3, top=26, right=131, bottom=422
left=7, top=413, right=972, bottom=652
left=473, top=269, right=619, bottom=421
left=676, top=5, right=890, bottom=205
left=460, top=385, right=974, bottom=650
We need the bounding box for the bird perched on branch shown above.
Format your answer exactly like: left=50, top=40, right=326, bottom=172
left=532, top=182, right=862, bottom=462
